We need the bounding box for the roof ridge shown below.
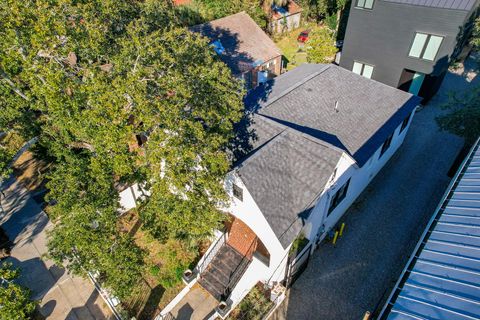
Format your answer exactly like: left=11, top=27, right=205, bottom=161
left=254, top=113, right=346, bottom=156
left=294, top=130, right=346, bottom=156
left=236, top=126, right=288, bottom=171
left=261, top=64, right=331, bottom=110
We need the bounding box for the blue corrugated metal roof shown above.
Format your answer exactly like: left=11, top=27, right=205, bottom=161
left=381, top=138, right=480, bottom=320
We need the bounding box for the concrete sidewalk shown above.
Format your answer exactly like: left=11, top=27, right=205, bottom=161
left=272, top=56, right=477, bottom=320
left=0, top=177, right=112, bottom=320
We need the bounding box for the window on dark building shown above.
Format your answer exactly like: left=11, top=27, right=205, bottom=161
left=409, top=33, right=443, bottom=61
left=356, top=0, right=374, bottom=9
left=352, top=61, right=374, bottom=79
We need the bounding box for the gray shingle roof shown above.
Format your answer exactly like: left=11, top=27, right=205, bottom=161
left=382, top=0, right=478, bottom=11
left=381, top=139, right=480, bottom=320
left=190, top=12, right=282, bottom=75
left=246, top=64, right=421, bottom=166
left=237, top=64, right=420, bottom=248
left=237, top=125, right=342, bottom=248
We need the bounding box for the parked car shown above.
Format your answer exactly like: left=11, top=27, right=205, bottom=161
left=297, top=30, right=310, bottom=43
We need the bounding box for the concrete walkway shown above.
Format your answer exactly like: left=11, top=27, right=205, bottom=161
left=170, top=283, right=218, bottom=320
left=272, top=56, right=478, bottom=320
left=0, top=177, right=112, bottom=320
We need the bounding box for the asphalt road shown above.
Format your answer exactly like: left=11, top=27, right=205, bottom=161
left=272, top=57, right=478, bottom=320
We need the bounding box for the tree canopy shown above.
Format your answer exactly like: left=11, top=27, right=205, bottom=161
left=306, top=27, right=337, bottom=63
left=0, top=262, right=36, bottom=320
left=437, top=85, right=480, bottom=146
left=472, top=17, right=480, bottom=48
left=1, top=0, right=244, bottom=299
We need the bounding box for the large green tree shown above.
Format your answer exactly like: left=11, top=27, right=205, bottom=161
left=0, top=262, right=36, bottom=320
left=1, top=0, right=244, bottom=299
left=437, top=85, right=480, bottom=146
left=190, top=0, right=268, bottom=29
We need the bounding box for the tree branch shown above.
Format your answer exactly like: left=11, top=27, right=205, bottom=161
left=69, top=141, right=95, bottom=152
left=0, top=71, right=29, bottom=101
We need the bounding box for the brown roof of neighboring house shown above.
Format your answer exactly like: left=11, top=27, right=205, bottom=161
left=190, top=12, right=282, bottom=75
left=271, top=1, right=303, bottom=20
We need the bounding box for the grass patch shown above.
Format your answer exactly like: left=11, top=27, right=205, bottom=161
left=118, top=210, right=204, bottom=318
left=275, top=22, right=329, bottom=71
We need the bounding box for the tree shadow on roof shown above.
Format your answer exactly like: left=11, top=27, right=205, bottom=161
left=229, top=80, right=276, bottom=166
left=190, top=21, right=258, bottom=75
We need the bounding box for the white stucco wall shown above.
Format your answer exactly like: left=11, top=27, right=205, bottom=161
left=223, top=173, right=292, bottom=307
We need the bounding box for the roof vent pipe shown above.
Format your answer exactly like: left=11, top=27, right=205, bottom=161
left=335, top=100, right=339, bottom=113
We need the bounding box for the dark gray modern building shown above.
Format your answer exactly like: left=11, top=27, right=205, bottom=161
left=340, top=0, right=478, bottom=102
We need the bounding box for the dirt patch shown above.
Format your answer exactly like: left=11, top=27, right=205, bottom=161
left=12, top=151, right=49, bottom=191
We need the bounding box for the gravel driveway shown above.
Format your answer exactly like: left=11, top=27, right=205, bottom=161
left=272, top=57, right=478, bottom=320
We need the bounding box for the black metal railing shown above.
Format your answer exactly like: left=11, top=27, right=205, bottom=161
left=194, top=232, right=226, bottom=275
left=222, top=238, right=257, bottom=300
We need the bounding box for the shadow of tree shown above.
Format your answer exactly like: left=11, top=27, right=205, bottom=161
left=176, top=302, right=194, bottom=320
left=66, top=288, right=112, bottom=320
left=137, top=284, right=166, bottom=320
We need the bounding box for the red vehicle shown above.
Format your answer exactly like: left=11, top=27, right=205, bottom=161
left=297, top=30, right=310, bottom=43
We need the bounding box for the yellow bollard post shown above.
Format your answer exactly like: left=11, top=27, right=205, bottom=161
left=332, top=230, right=339, bottom=245
left=339, top=223, right=346, bottom=237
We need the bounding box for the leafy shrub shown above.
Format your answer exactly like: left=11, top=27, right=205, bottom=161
left=149, top=265, right=160, bottom=277
left=228, top=285, right=273, bottom=320
left=306, top=27, right=337, bottom=64
left=325, top=13, right=337, bottom=32
left=155, top=239, right=197, bottom=288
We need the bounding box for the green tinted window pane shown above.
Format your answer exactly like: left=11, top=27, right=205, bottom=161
left=364, top=0, right=374, bottom=9
left=362, top=64, right=374, bottom=78
left=352, top=62, right=363, bottom=74
left=409, top=72, right=425, bottom=96
left=357, top=0, right=366, bottom=7
left=409, top=33, right=428, bottom=58
left=423, top=35, right=442, bottom=60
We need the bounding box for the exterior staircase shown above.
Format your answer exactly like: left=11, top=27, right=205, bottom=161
left=198, top=244, right=250, bottom=301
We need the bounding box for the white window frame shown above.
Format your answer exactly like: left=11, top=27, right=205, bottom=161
left=352, top=61, right=374, bottom=79
left=356, top=0, right=374, bottom=9
left=408, top=33, right=443, bottom=61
